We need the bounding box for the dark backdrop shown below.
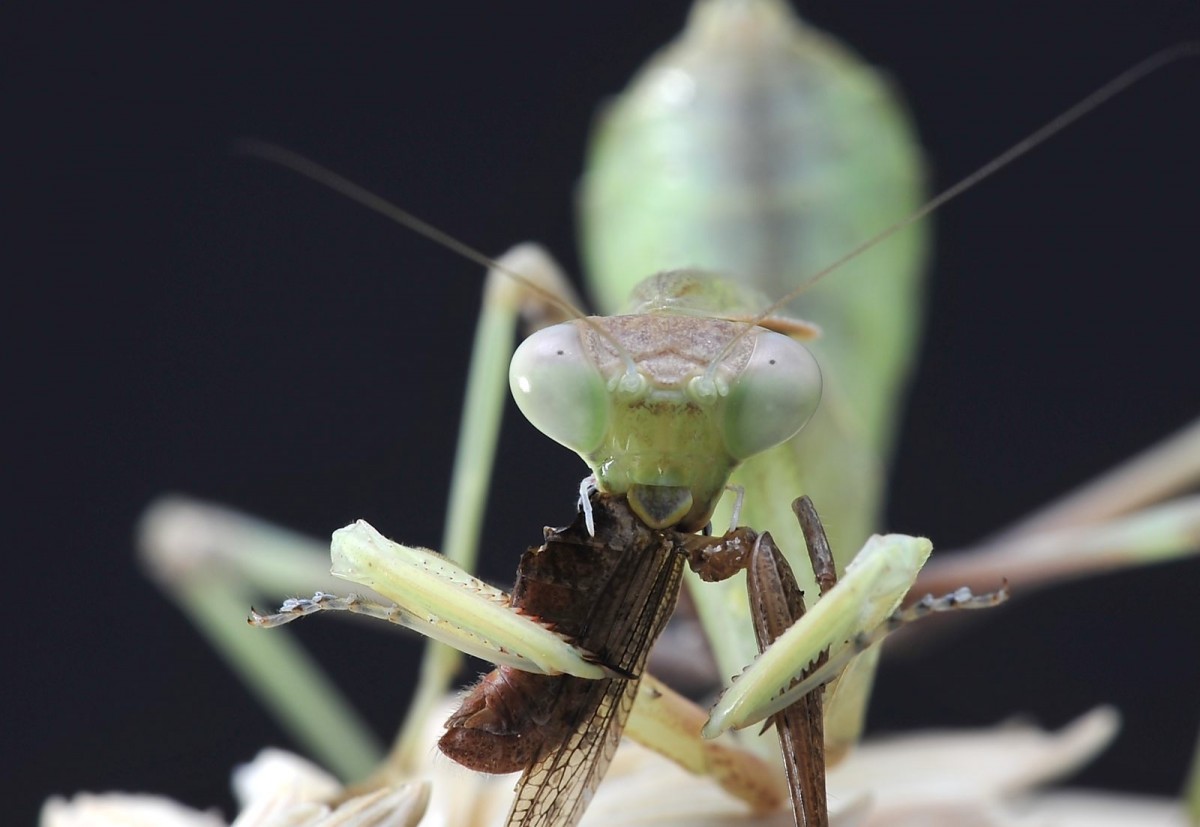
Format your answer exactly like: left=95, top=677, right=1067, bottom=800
left=10, top=2, right=1200, bottom=823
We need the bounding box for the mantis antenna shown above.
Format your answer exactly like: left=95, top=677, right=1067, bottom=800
left=233, top=139, right=645, bottom=379
left=705, top=41, right=1200, bottom=376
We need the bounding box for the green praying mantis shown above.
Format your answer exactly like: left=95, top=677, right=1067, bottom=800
left=139, top=1, right=1200, bottom=824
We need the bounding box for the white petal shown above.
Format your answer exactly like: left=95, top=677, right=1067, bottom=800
left=230, top=781, right=429, bottom=827
left=39, top=793, right=226, bottom=827
left=231, top=798, right=329, bottom=827
left=828, top=707, right=1120, bottom=824
left=317, top=784, right=431, bottom=827
left=1008, top=791, right=1187, bottom=826
left=232, top=748, right=342, bottom=808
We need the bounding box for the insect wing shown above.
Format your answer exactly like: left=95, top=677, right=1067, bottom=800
left=504, top=496, right=685, bottom=827
left=507, top=674, right=640, bottom=827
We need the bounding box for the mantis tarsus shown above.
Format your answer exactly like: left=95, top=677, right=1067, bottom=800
left=126, top=0, right=1195, bottom=820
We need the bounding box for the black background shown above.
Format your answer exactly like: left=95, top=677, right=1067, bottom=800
left=10, top=2, right=1200, bottom=823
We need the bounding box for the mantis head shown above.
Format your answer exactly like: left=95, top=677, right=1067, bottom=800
left=510, top=270, right=822, bottom=531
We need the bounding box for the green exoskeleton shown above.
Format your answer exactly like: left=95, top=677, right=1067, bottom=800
left=137, top=1, right=1200, bottom=825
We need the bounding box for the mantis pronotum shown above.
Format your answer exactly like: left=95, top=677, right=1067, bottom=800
left=121, top=0, right=1199, bottom=822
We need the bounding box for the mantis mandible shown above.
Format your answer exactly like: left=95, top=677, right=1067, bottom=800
left=136, top=1, right=1200, bottom=820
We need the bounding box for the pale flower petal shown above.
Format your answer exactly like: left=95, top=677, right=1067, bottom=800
left=419, top=762, right=514, bottom=827
left=40, top=707, right=1186, bottom=827
left=232, top=748, right=342, bottom=808
left=826, top=707, right=1120, bottom=826
left=324, top=785, right=431, bottom=827
left=408, top=706, right=792, bottom=827
left=231, top=785, right=430, bottom=827
left=1011, top=791, right=1188, bottom=826
left=39, top=792, right=225, bottom=827
left=229, top=749, right=430, bottom=827
left=400, top=701, right=1174, bottom=827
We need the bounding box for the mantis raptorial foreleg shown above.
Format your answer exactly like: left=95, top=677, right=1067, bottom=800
left=250, top=520, right=609, bottom=680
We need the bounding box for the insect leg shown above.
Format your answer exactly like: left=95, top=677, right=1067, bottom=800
left=792, top=496, right=837, bottom=597
left=745, top=529, right=828, bottom=827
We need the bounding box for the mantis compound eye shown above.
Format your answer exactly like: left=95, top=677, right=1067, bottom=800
left=510, top=322, right=609, bottom=456
left=721, top=330, right=822, bottom=461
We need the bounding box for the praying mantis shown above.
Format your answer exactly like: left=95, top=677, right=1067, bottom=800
left=136, top=0, right=1200, bottom=820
